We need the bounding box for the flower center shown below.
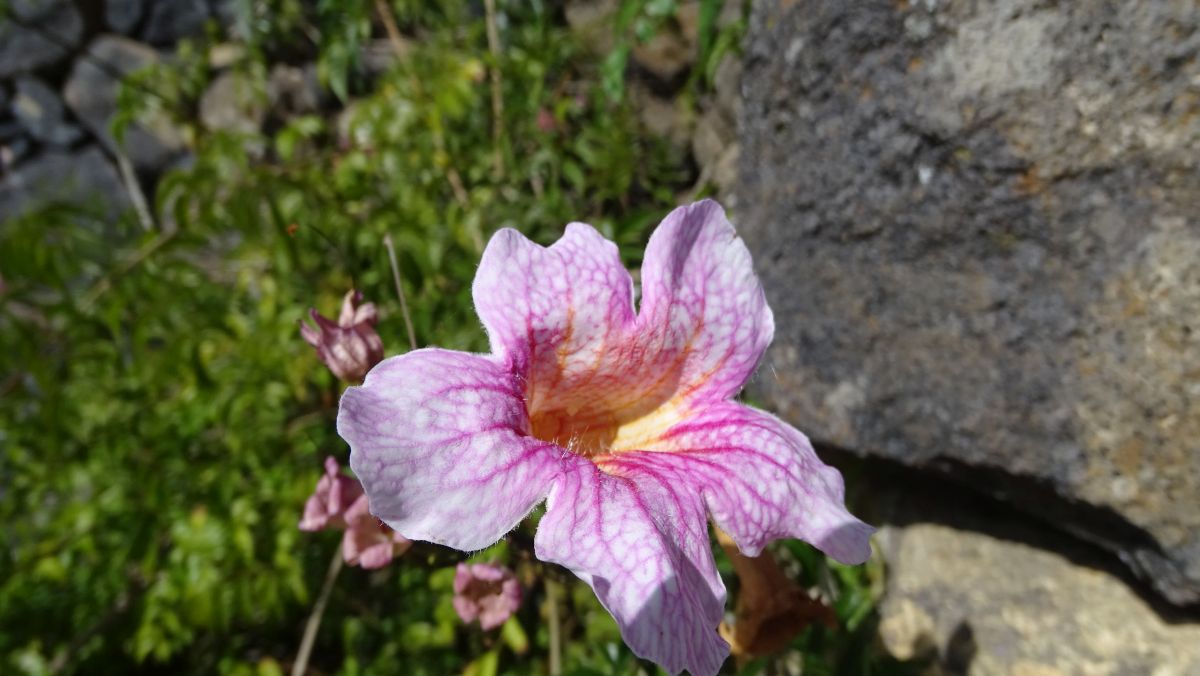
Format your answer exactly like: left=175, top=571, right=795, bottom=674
left=528, top=401, right=686, bottom=459
left=529, top=408, right=618, bottom=458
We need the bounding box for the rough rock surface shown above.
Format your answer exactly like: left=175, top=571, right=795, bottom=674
left=0, top=146, right=128, bottom=221
left=737, top=0, right=1200, bottom=605
left=199, top=70, right=265, bottom=134
left=105, top=0, right=147, bottom=34
left=63, top=35, right=187, bottom=173
left=876, top=518, right=1200, bottom=675
left=0, top=2, right=83, bottom=78
left=139, top=0, right=209, bottom=46
left=11, top=77, right=83, bottom=146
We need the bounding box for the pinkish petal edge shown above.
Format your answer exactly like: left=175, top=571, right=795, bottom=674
left=339, top=348, right=563, bottom=551
left=535, top=457, right=729, bottom=676
left=605, top=401, right=874, bottom=564
left=638, top=199, right=774, bottom=404
left=471, top=222, right=636, bottom=407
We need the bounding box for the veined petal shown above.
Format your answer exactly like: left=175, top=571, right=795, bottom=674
left=535, top=457, right=729, bottom=676
left=638, top=199, right=774, bottom=404
left=601, top=401, right=874, bottom=565
left=472, top=222, right=635, bottom=393
left=339, top=349, right=563, bottom=551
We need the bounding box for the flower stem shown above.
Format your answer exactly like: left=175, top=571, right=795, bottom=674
left=383, top=234, right=419, bottom=352
left=291, top=548, right=344, bottom=676
left=373, top=0, right=408, bottom=56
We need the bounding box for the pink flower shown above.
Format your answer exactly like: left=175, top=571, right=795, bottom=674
left=452, top=563, right=522, bottom=630
left=337, top=200, right=874, bottom=675
left=535, top=107, right=556, bottom=133
left=299, top=456, right=363, bottom=531
left=300, top=290, right=384, bottom=384
left=341, top=494, right=413, bottom=569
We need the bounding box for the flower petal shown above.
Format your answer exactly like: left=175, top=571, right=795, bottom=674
left=470, top=223, right=657, bottom=422
left=472, top=223, right=637, bottom=412
left=603, top=402, right=874, bottom=564
left=339, top=348, right=562, bottom=550
left=535, top=457, right=729, bottom=676
left=638, top=199, right=774, bottom=404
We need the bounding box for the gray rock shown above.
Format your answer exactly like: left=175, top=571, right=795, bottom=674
left=140, top=0, right=209, bottom=46
left=629, top=83, right=692, bottom=151
left=63, top=36, right=187, bottom=173
left=564, top=0, right=618, bottom=56
left=692, top=107, right=735, bottom=192
left=105, top=0, right=146, bottom=34
left=360, top=38, right=413, bottom=75
left=875, top=516, right=1200, bottom=675
left=737, top=0, right=1200, bottom=605
left=0, top=2, right=83, bottom=78
left=266, top=63, right=324, bottom=119
left=11, top=77, right=83, bottom=146
left=209, top=0, right=240, bottom=27
left=0, top=134, right=34, bottom=171
left=199, top=70, right=265, bottom=134
left=9, top=0, right=67, bottom=21
left=0, top=146, right=129, bottom=221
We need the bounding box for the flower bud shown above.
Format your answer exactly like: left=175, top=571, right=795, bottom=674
left=341, top=495, right=412, bottom=569
left=452, top=563, right=522, bottom=630
left=300, top=290, right=384, bottom=384
left=299, top=456, right=364, bottom=531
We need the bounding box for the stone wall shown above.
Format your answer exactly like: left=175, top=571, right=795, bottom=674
left=0, top=0, right=234, bottom=219
left=736, top=0, right=1200, bottom=672
left=0, top=0, right=332, bottom=222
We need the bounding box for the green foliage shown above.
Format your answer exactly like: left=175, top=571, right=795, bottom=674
left=1, top=1, right=901, bottom=674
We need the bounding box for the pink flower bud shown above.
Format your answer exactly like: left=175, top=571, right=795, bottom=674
left=299, top=290, right=384, bottom=384
left=341, top=495, right=412, bottom=569
left=452, top=563, right=522, bottom=630
left=536, top=107, right=556, bottom=133
left=299, top=456, right=364, bottom=531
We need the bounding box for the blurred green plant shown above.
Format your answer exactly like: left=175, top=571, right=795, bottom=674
left=1, top=1, right=907, bottom=674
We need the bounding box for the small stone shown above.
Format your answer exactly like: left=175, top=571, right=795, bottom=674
left=207, top=42, right=245, bottom=69
left=199, top=70, right=265, bottom=134
left=11, top=77, right=83, bottom=146
left=0, top=3, right=83, bottom=78
left=712, top=54, right=742, bottom=121
left=10, top=0, right=66, bottom=21
left=209, top=0, right=240, bottom=27
left=692, top=107, right=734, bottom=178
left=877, top=519, right=1200, bottom=674
left=360, top=39, right=413, bottom=75
left=267, top=63, right=325, bottom=119
left=632, top=30, right=693, bottom=84
left=105, top=0, right=147, bottom=34
left=0, top=135, right=34, bottom=171
left=64, top=36, right=188, bottom=173
left=629, top=83, right=692, bottom=150
left=139, top=0, right=209, bottom=46
left=564, top=0, right=618, bottom=55
left=0, top=146, right=129, bottom=222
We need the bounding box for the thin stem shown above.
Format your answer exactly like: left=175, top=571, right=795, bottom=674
left=371, top=0, right=467, bottom=206
left=483, top=0, right=506, bottom=179
left=383, top=234, right=419, bottom=352
left=291, top=548, right=344, bottom=676
left=80, top=230, right=176, bottom=310
left=373, top=0, right=408, bottom=56
left=115, top=150, right=157, bottom=233
left=545, top=577, right=563, bottom=676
